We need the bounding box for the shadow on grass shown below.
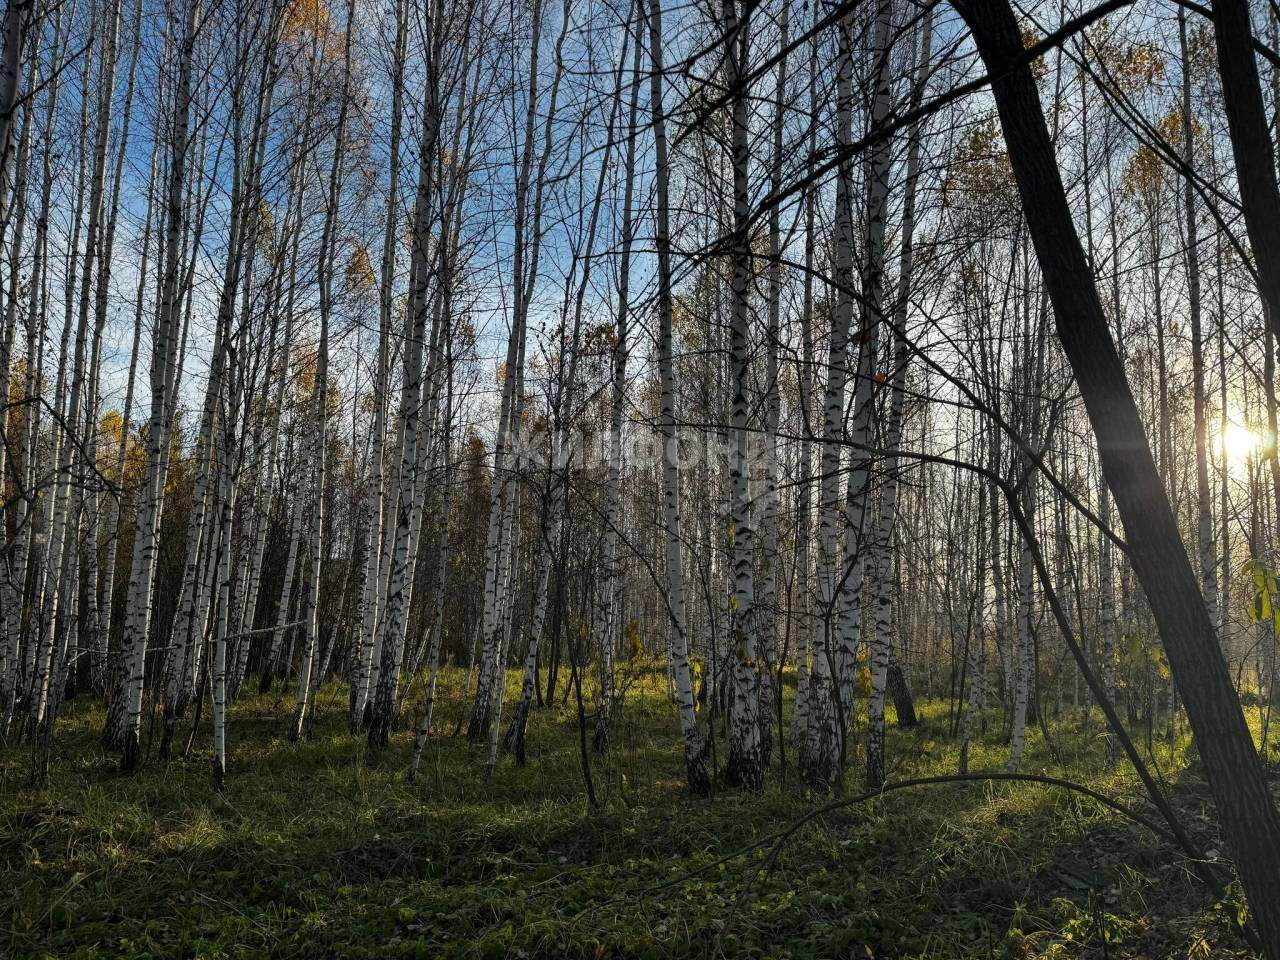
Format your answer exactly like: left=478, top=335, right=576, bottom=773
left=0, top=675, right=1267, bottom=959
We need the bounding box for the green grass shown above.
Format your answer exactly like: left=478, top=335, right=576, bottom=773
left=0, top=665, right=1268, bottom=959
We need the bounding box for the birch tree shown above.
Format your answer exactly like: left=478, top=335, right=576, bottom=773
left=648, top=0, right=708, bottom=794
left=114, top=0, right=202, bottom=769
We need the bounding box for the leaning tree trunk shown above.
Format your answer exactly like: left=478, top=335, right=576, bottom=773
left=1207, top=0, right=1280, bottom=347
left=953, top=0, right=1280, bottom=950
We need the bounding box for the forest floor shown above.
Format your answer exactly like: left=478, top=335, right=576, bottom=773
left=1, top=663, right=1274, bottom=959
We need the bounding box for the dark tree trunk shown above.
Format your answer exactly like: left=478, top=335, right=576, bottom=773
left=1207, top=0, right=1280, bottom=328
left=951, top=0, right=1280, bottom=953
left=888, top=661, right=917, bottom=728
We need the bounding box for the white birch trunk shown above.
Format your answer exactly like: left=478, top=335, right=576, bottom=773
left=789, top=30, right=821, bottom=749
left=115, top=0, right=202, bottom=769
left=290, top=2, right=355, bottom=740
left=722, top=0, right=762, bottom=792
left=755, top=0, right=788, bottom=770
left=647, top=0, right=708, bottom=793
left=366, top=32, right=442, bottom=746
left=469, top=0, right=567, bottom=742
left=350, top=0, right=406, bottom=727
left=800, top=14, right=857, bottom=789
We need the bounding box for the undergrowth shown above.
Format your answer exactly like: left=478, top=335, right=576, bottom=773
left=0, top=665, right=1270, bottom=959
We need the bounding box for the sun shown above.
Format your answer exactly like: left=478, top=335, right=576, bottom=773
left=1221, top=420, right=1265, bottom=464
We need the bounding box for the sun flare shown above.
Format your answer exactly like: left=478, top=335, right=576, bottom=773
left=1221, top=420, right=1265, bottom=463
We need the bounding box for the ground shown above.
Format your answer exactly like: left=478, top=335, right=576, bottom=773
left=1, top=663, right=1271, bottom=959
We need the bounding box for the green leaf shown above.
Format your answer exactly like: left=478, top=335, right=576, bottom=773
left=1250, top=591, right=1270, bottom=624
